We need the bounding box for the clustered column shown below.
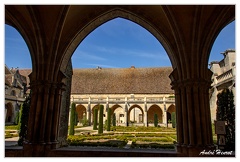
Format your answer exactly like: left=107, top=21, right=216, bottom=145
left=23, top=80, right=65, bottom=156
left=170, top=72, right=215, bottom=156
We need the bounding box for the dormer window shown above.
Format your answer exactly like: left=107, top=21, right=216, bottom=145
left=11, top=90, right=16, bottom=96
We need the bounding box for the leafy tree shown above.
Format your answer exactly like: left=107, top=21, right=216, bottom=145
left=171, top=112, right=176, bottom=128
left=216, top=89, right=235, bottom=151
left=98, top=105, right=104, bottom=134
left=69, top=102, right=76, bottom=135
left=154, top=114, right=158, bottom=127
left=107, top=108, right=111, bottom=131
left=18, top=92, right=31, bottom=146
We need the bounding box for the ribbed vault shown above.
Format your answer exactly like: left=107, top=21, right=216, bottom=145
left=5, top=5, right=235, bottom=157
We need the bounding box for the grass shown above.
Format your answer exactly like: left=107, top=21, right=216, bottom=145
left=5, top=125, right=19, bottom=130
left=4, top=124, right=217, bottom=149
left=67, top=126, right=177, bottom=149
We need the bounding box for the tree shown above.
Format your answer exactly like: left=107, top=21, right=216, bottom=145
left=18, top=92, right=31, bottom=146
left=154, top=114, right=158, bottom=127
left=107, top=108, right=111, bottom=131
left=14, top=110, right=20, bottom=125
left=98, top=105, right=104, bottom=134
left=17, top=104, right=23, bottom=131
left=171, top=112, right=176, bottom=128
left=216, top=89, right=235, bottom=151
left=112, top=113, right=116, bottom=127
left=93, top=108, right=98, bottom=130
left=69, top=102, right=76, bottom=135
left=75, top=112, right=78, bottom=126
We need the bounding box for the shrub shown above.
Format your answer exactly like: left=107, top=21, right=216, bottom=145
left=216, top=89, right=235, bottom=151
left=93, top=108, right=98, bottom=130
left=112, top=113, right=116, bottom=126
left=69, top=102, right=76, bottom=135
left=171, top=112, right=176, bottom=128
left=107, top=108, right=111, bottom=131
left=154, top=114, right=158, bottom=127
left=18, top=92, right=31, bottom=146
left=98, top=105, right=104, bottom=134
left=14, top=111, right=20, bottom=125
left=80, top=114, right=88, bottom=126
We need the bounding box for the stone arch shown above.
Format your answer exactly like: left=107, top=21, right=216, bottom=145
left=110, top=104, right=125, bottom=124
left=60, top=8, right=176, bottom=73
left=167, top=104, right=176, bottom=123
left=128, top=104, right=144, bottom=124
left=91, top=104, right=100, bottom=124
left=5, top=6, right=235, bottom=156
left=147, top=104, right=163, bottom=124
left=76, top=104, right=87, bottom=123
left=5, top=102, right=14, bottom=122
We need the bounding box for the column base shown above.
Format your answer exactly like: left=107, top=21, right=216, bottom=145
left=23, top=141, right=60, bottom=156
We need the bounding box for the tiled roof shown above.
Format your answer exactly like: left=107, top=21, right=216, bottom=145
left=71, top=67, right=174, bottom=94
left=18, top=69, right=32, bottom=85
left=18, top=67, right=174, bottom=94
left=5, top=74, right=12, bottom=86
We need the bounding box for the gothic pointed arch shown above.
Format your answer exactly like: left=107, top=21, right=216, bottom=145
left=60, top=7, right=176, bottom=73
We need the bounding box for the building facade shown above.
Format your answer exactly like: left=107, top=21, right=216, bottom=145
left=209, top=49, right=236, bottom=122
left=5, top=65, right=28, bottom=124
left=70, top=66, right=175, bottom=127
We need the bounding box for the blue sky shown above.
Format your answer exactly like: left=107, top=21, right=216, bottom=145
left=4, top=18, right=235, bottom=69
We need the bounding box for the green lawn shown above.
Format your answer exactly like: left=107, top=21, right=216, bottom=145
left=67, top=126, right=177, bottom=149
left=5, top=124, right=217, bottom=149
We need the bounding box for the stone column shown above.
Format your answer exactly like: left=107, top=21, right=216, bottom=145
left=144, top=104, right=148, bottom=127
left=164, top=104, right=168, bottom=127
left=163, top=97, right=167, bottom=126
left=124, top=103, right=128, bottom=126
left=169, top=69, right=215, bottom=156
left=87, top=104, right=91, bottom=126
left=58, top=60, right=72, bottom=147
left=23, top=79, right=66, bottom=156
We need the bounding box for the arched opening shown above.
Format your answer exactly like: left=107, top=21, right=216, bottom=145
left=76, top=105, right=87, bottom=125
left=128, top=105, right=144, bottom=125
left=207, top=20, right=235, bottom=147
left=208, top=20, right=235, bottom=123
left=5, top=24, right=32, bottom=126
left=110, top=105, right=124, bottom=125
left=91, top=105, right=101, bottom=125
left=63, top=12, right=174, bottom=151
left=4, top=5, right=235, bottom=157
left=167, top=104, right=176, bottom=124
left=147, top=105, right=163, bottom=125
left=5, top=102, right=14, bottom=122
